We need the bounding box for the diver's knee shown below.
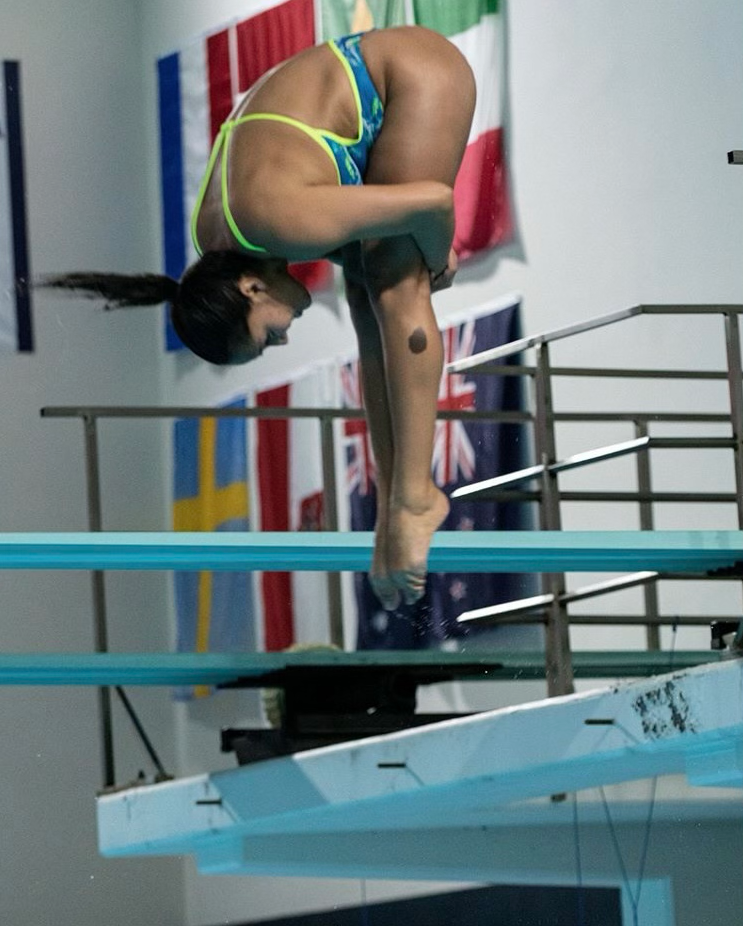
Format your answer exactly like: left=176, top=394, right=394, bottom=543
left=361, top=238, right=427, bottom=302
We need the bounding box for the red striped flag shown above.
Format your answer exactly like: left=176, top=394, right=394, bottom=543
left=255, top=383, right=293, bottom=651
left=254, top=364, right=338, bottom=651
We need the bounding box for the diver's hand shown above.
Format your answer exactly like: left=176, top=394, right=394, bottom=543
left=430, top=247, right=458, bottom=292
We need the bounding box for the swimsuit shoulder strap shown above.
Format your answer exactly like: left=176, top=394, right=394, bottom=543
left=190, top=117, right=272, bottom=256
left=190, top=123, right=229, bottom=257
left=190, top=46, right=364, bottom=257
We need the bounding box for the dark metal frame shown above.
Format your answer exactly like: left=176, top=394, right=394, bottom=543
left=449, top=304, right=743, bottom=697
left=41, top=303, right=743, bottom=786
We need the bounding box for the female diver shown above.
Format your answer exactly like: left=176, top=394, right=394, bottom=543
left=43, top=26, right=477, bottom=611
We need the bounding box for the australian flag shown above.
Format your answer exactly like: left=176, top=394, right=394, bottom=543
left=342, top=297, right=535, bottom=649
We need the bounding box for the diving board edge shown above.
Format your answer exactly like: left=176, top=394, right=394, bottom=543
left=96, top=658, right=743, bottom=870
left=0, top=530, right=740, bottom=573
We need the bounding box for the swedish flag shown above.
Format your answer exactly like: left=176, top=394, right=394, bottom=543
left=172, top=397, right=255, bottom=697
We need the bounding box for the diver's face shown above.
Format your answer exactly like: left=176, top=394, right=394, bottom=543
left=262, top=258, right=312, bottom=317
left=234, top=261, right=311, bottom=362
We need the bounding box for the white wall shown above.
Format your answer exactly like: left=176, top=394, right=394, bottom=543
left=0, top=0, right=183, bottom=923
left=0, top=0, right=740, bottom=924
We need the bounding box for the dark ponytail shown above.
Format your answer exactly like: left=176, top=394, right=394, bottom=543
left=39, top=251, right=268, bottom=365
left=39, top=271, right=179, bottom=308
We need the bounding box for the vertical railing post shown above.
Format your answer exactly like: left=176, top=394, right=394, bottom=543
left=722, top=311, right=743, bottom=648
left=319, top=413, right=344, bottom=648
left=533, top=343, right=574, bottom=698
left=83, top=414, right=116, bottom=789
left=723, top=311, right=743, bottom=528
left=634, top=420, right=660, bottom=650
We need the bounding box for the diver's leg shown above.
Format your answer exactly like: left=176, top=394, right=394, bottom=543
left=361, top=237, right=450, bottom=604
left=342, top=251, right=400, bottom=609
left=359, top=30, right=476, bottom=602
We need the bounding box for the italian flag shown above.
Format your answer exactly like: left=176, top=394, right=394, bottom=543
left=318, top=0, right=512, bottom=260
left=412, top=0, right=512, bottom=258
left=317, top=0, right=408, bottom=35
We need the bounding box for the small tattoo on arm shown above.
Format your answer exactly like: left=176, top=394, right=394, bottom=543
left=408, top=327, right=427, bottom=354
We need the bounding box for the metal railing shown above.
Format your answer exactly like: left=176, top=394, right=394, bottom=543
left=41, top=402, right=524, bottom=787
left=41, top=303, right=743, bottom=785
left=448, top=304, right=743, bottom=696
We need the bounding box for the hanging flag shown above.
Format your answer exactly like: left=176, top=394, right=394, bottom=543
left=156, top=0, right=332, bottom=352
left=343, top=296, right=533, bottom=649
left=0, top=61, right=33, bottom=354
left=317, top=0, right=511, bottom=259
left=254, top=362, right=339, bottom=651
left=411, top=0, right=512, bottom=258
left=317, top=0, right=408, bottom=38
left=172, top=396, right=254, bottom=697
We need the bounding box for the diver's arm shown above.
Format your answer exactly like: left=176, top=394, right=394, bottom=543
left=235, top=181, right=455, bottom=273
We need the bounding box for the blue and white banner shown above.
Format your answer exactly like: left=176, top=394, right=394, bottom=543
left=0, top=61, right=32, bottom=354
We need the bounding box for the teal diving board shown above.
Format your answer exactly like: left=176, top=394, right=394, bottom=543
left=0, top=650, right=726, bottom=686
left=0, top=530, right=741, bottom=573
left=95, top=659, right=743, bottom=873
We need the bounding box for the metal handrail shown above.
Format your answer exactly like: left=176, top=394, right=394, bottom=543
left=452, top=437, right=651, bottom=497
left=447, top=303, right=743, bottom=373
left=41, top=304, right=743, bottom=786
left=459, top=613, right=737, bottom=627
left=40, top=405, right=521, bottom=420
left=458, top=490, right=738, bottom=504
left=448, top=305, right=644, bottom=369
left=457, top=364, right=731, bottom=379
left=458, top=571, right=658, bottom=623
left=453, top=436, right=736, bottom=499
left=449, top=303, right=743, bottom=688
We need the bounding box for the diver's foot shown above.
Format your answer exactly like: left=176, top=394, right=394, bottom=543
left=369, top=521, right=400, bottom=611
left=387, top=486, right=450, bottom=606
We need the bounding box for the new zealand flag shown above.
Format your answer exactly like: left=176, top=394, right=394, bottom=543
left=342, top=298, right=535, bottom=649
